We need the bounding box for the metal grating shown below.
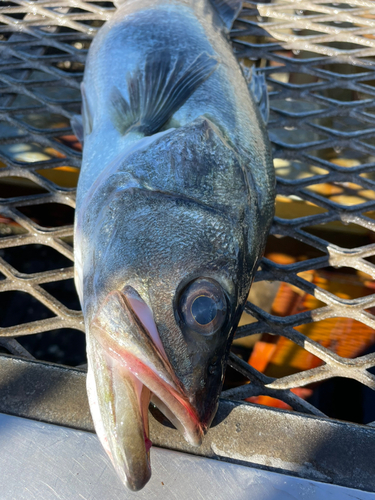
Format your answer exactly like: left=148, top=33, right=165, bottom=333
left=1, top=0, right=375, bottom=427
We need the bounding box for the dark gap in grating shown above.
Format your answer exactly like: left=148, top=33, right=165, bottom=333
left=306, top=376, right=375, bottom=425
left=223, top=344, right=251, bottom=392
left=320, top=41, right=368, bottom=51
left=17, top=203, right=75, bottom=228
left=271, top=99, right=326, bottom=114
left=269, top=127, right=328, bottom=146
left=36, top=167, right=79, bottom=188
left=40, top=279, right=81, bottom=311
left=0, top=94, right=40, bottom=109
left=265, top=235, right=326, bottom=261
left=0, top=291, right=55, bottom=328
left=363, top=210, right=375, bottom=220
left=2, top=12, right=27, bottom=20
left=68, top=7, right=98, bottom=14
left=283, top=72, right=323, bottom=86
left=319, top=2, right=355, bottom=8
left=315, top=265, right=373, bottom=279
left=46, top=26, right=84, bottom=34
left=360, top=79, right=375, bottom=90
left=32, top=86, right=81, bottom=102
left=60, top=235, right=74, bottom=248
left=88, top=1, right=115, bottom=7
left=293, top=29, right=327, bottom=38
left=306, top=147, right=375, bottom=167
left=78, top=19, right=106, bottom=28
left=359, top=136, right=375, bottom=149
left=275, top=195, right=328, bottom=220
left=312, top=88, right=374, bottom=103
left=0, top=121, right=26, bottom=138
left=315, top=64, right=372, bottom=76
left=0, top=177, right=49, bottom=198
left=311, top=116, right=375, bottom=134
left=41, top=46, right=72, bottom=57
left=0, top=244, right=72, bottom=274
left=15, top=113, right=70, bottom=131
left=1, top=69, right=57, bottom=82
left=17, top=329, right=86, bottom=366
left=274, top=158, right=328, bottom=181
left=303, top=222, right=374, bottom=249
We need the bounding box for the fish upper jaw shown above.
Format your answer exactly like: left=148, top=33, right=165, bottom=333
left=87, top=286, right=208, bottom=490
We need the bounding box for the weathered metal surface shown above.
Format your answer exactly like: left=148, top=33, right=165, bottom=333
left=1, top=354, right=375, bottom=492
left=0, top=354, right=91, bottom=430
left=2, top=413, right=374, bottom=500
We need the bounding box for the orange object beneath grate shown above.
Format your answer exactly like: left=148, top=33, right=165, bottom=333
left=248, top=259, right=375, bottom=409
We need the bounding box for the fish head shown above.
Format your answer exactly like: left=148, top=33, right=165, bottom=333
left=79, top=118, right=262, bottom=490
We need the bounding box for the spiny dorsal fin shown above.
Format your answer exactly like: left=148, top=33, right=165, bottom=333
left=209, top=0, right=243, bottom=31
left=109, top=51, right=218, bottom=137
left=241, top=63, right=269, bottom=124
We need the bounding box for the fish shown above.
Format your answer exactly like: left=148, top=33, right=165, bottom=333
left=73, top=0, right=275, bottom=491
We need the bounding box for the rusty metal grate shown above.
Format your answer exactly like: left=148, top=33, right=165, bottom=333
left=1, top=0, right=375, bottom=427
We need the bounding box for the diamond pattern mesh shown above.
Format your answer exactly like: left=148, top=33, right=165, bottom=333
left=0, top=0, right=375, bottom=425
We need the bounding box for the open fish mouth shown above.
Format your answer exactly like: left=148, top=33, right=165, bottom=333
left=86, top=287, right=206, bottom=491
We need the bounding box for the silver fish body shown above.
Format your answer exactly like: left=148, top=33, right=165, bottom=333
left=75, top=0, right=275, bottom=491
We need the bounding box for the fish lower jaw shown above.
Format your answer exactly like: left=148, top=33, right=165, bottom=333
left=89, top=342, right=205, bottom=489
left=108, top=346, right=205, bottom=447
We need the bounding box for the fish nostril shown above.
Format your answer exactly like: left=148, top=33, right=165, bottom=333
left=209, top=355, right=220, bottom=374
left=211, top=355, right=219, bottom=364
left=209, top=365, right=216, bottom=375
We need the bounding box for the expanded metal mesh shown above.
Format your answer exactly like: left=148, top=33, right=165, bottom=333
left=0, top=0, right=375, bottom=425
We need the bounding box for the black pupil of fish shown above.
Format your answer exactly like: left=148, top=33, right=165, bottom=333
left=191, top=295, right=217, bottom=325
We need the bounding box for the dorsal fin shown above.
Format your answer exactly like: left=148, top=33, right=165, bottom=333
left=241, top=63, right=269, bottom=124
left=209, top=0, right=243, bottom=31
left=109, top=51, right=218, bottom=137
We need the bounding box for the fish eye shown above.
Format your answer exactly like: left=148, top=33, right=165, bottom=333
left=179, top=278, right=227, bottom=335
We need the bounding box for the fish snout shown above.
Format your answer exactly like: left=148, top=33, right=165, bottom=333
left=87, top=286, right=214, bottom=489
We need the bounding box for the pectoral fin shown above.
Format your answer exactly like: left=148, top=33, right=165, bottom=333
left=72, top=82, right=93, bottom=143
left=81, top=82, right=93, bottom=136
left=241, top=63, right=269, bottom=124
left=70, top=114, right=84, bottom=144
left=109, top=51, right=218, bottom=136
left=209, top=0, right=243, bottom=31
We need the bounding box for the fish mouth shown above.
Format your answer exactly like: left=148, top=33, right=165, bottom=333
left=87, top=287, right=206, bottom=491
